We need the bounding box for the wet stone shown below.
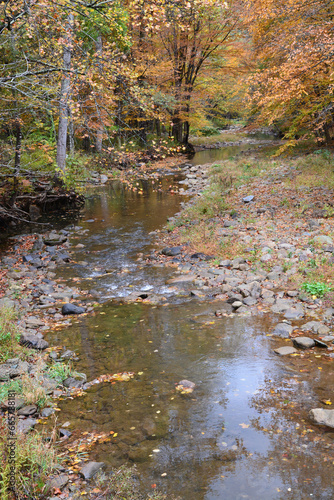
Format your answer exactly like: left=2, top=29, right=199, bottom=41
left=41, top=407, right=56, bottom=417
left=314, top=339, right=328, bottom=348
left=61, top=303, right=85, bottom=315
left=274, top=346, right=298, bottom=356
left=79, top=461, right=105, bottom=480
left=301, top=321, right=330, bottom=335
left=292, top=337, right=315, bottom=349
left=272, top=323, right=293, bottom=338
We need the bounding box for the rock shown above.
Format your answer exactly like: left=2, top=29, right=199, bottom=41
left=274, top=346, right=298, bottom=356
left=261, top=254, right=272, bottom=262
left=190, top=290, right=205, bottom=298
left=43, top=233, right=67, bottom=246
left=224, top=220, right=238, bottom=227
left=313, top=339, right=328, bottom=348
left=243, top=297, right=257, bottom=306
left=272, top=323, right=293, bottom=338
left=17, top=418, right=37, bottom=434
left=46, top=474, right=69, bottom=492
left=61, top=303, right=86, bottom=315
left=292, top=337, right=315, bottom=349
left=242, top=195, right=254, bottom=203
left=59, top=428, right=72, bottom=438
left=232, top=301, right=243, bottom=310
left=320, top=336, right=334, bottom=342
left=61, top=350, right=77, bottom=360
left=219, top=259, right=231, bottom=267
left=17, top=405, right=38, bottom=416
left=301, top=321, right=330, bottom=335
left=284, top=307, right=304, bottom=320
left=161, top=246, right=182, bottom=256
left=41, top=407, right=56, bottom=417
left=100, top=174, right=108, bottom=184
left=63, top=373, right=86, bottom=388
left=313, top=235, right=333, bottom=246
left=175, top=379, right=196, bottom=393
left=79, top=461, right=105, bottom=480
left=167, top=275, right=196, bottom=284
left=1, top=397, right=25, bottom=410
left=309, top=409, right=334, bottom=428
left=0, top=359, right=30, bottom=380
left=271, top=299, right=293, bottom=314
left=25, top=316, right=45, bottom=328
left=20, top=333, right=49, bottom=350
left=190, top=252, right=214, bottom=261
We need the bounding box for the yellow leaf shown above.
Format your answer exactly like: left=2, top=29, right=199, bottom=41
left=239, top=423, right=250, bottom=429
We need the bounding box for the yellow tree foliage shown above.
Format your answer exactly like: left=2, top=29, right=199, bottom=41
left=245, top=0, right=334, bottom=147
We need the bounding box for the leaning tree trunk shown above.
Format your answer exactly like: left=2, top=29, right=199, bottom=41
left=56, top=11, right=73, bottom=173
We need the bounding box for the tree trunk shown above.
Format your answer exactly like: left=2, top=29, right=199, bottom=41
left=68, top=105, right=75, bottom=154
left=56, top=11, right=73, bottom=173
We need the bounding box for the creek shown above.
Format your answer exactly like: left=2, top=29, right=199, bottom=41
left=44, top=145, right=333, bottom=500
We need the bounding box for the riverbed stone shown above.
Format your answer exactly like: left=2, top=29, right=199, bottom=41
left=20, top=333, right=49, bottom=350
left=242, top=296, right=258, bottom=306
left=79, top=461, right=105, bottom=480
left=43, top=233, right=67, bottom=246
left=274, top=346, right=298, bottom=356
left=17, top=418, right=37, bottom=434
left=313, top=235, right=333, bottom=246
left=161, top=246, right=182, bottom=256
left=61, top=303, right=85, bottom=315
left=309, top=409, right=334, bottom=428
left=301, top=321, right=330, bottom=335
left=41, top=407, right=56, bottom=417
left=46, top=474, right=69, bottom=492
left=17, top=404, right=38, bottom=416
left=272, top=323, right=293, bottom=338
left=284, top=306, right=304, bottom=320
left=292, top=337, right=315, bottom=349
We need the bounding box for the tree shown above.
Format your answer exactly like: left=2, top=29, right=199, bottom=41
left=130, top=0, right=240, bottom=144
left=244, top=0, right=334, bottom=147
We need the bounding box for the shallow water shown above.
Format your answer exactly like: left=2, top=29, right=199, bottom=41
left=45, top=159, right=334, bottom=499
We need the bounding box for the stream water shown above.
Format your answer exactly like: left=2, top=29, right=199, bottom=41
left=45, top=145, right=334, bottom=499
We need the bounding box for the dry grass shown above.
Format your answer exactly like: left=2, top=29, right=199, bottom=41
left=283, top=151, right=334, bottom=190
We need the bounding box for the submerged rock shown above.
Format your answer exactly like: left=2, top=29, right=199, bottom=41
left=176, top=379, right=196, bottom=393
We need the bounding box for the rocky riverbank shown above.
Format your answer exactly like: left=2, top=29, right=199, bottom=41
left=147, top=149, right=334, bottom=429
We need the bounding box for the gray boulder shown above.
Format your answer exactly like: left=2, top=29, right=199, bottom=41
left=79, top=461, right=105, bottom=480
left=309, top=409, right=334, bottom=428
left=292, top=337, right=315, bottom=349
left=274, top=346, right=298, bottom=356
left=272, top=323, right=293, bottom=338
left=61, top=303, right=85, bottom=315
